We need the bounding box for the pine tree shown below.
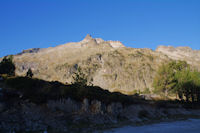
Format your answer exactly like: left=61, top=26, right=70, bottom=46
left=26, top=68, right=33, bottom=78
left=72, top=67, right=87, bottom=86
left=0, top=55, right=15, bottom=76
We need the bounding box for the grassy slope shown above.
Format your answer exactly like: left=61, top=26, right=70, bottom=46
left=13, top=45, right=172, bottom=94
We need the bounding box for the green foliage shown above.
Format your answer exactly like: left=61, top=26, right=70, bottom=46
left=72, top=67, right=87, bottom=85
left=176, top=70, right=200, bottom=103
left=0, top=56, right=15, bottom=76
left=71, top=67, right=88, bottom=86
left=26, top=68, right=33, bottom=78
left=153, top=61, right=188, bottom=96
left=154, top=60, right=200, bottom=103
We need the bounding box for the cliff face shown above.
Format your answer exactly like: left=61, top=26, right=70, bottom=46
left=10, top=35, right=199, bottom=94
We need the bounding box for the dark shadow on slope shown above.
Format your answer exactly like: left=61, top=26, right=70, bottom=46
left=1, top=76, right=138, bottom=105
left=1, top=75, right=199, bottom=109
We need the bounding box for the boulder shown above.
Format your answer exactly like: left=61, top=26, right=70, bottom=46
left=47, top=98, right=80, bottom=113
left=90, top=100, right=106, bottom=114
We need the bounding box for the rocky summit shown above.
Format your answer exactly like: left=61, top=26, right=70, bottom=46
left=156, top=45, right=200, bottom=69
left=5, top=35, right=200, bottom=94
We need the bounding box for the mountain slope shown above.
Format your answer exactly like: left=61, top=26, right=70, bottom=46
left=9, top=35, right=199, bottom=94
left=156, top=45, right=200, bottom=70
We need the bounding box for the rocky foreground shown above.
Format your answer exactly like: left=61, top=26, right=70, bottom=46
left=0, top=75, right=200, bottom=133
left=1, top=92, right=200, bottom=132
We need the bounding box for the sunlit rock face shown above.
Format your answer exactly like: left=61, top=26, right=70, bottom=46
left=106, top=41, right=125, bottom=48
left=156, top=45, right=200, bottom=69
left=17, top=48, right=41, bottom=55
left=63, top=34, right=125, bottom=48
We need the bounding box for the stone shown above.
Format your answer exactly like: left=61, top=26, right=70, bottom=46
left=17, top=48, right=41, bottom=55
left=156, top=45, right=200, bottom=66
left=81, top=98, right=90, bottom=112
left=90, top=100, right=106, bottom=114
left=106, top=41, right=125, bottom=48
left=107, top=102, right=123, bottom=116
left=47, top=98, right=80, bottom=113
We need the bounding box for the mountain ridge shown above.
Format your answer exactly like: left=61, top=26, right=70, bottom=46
left=1, top=35, right=200, bottom=94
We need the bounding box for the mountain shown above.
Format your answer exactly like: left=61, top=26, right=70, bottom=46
left=156, top=45, right=200, bottom=69
left=6, top=35, right=200, bottom=94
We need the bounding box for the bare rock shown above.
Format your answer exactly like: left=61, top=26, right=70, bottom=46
left=17, top=48, right=41, bottom=55
left=106, top=41, right=125, bottom=48
left=81, top=98, right=90, bottom=112
left=47, top=98, right=80, bottom=113
left=107, top=102, right=123, bottom=116
left=156, top=45, right=200, bottom=68
left=90, top=100, right=106, bottom=114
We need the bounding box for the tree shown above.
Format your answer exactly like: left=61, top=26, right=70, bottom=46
left=0, top=55, right=15, bottom=76
left=191, top=71, right=200, bottom=103
left=176, top=70, right=200, bottom=103
left=71, top=67, right=88, bottom=86
left=154, top=60, right=200, bottom=103
left=26, top=68, right=33, bottom=78
left=153, top=61, right=188, bottom=97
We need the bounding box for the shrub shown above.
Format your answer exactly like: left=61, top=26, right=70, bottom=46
left=26, top=68, right=33, bottom=78
left=153, top=61, right=189, bottom=97
left=71, top=67, right=88, bottom=86
left=0, top=56, right=15, bottom=76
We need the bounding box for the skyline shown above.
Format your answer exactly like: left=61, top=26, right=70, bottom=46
left=0, top=0, right=200, bottom=57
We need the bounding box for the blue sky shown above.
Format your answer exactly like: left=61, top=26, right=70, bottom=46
left=0, top=0, right=200, bottom=57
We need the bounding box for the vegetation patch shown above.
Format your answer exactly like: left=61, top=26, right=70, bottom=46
left=153, top=60, right=200, bottom=104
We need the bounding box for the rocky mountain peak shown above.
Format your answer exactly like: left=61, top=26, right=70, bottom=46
left=156, top=45, right=196, bottom=54
left=17, top=48, right=41, bottom=55
left=81, top=34, right=93, bottom=43
left=107, top=41, right=125, bottom=48
left=10, top=36, right=200, bottom=95
left=156, top=45, right=193, bottom=52
left=79, top=34, right=125, bottom=48
left=156, top=45, right=200, bottom=66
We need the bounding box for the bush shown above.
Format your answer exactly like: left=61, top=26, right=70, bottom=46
left=26, top=68, right=33, bottom=78
left=0, top=56, right=15, bottom=76
left=71, top=67, right=88, bottom=86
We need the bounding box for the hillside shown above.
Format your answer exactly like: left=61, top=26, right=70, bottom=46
left=5, top=35, right=200, bottom=94
left=1, top=76, right=200, bottom=132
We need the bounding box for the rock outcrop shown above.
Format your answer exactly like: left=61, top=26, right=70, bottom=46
left=106, top=40, right=125, bottom=48
left=156, top=45, right=200, bottom=69
left=0, top=96, right=199, bottom=132
left=65, top=34, right=125, bottom=48
left=17, top=48, right=41, bottom=55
